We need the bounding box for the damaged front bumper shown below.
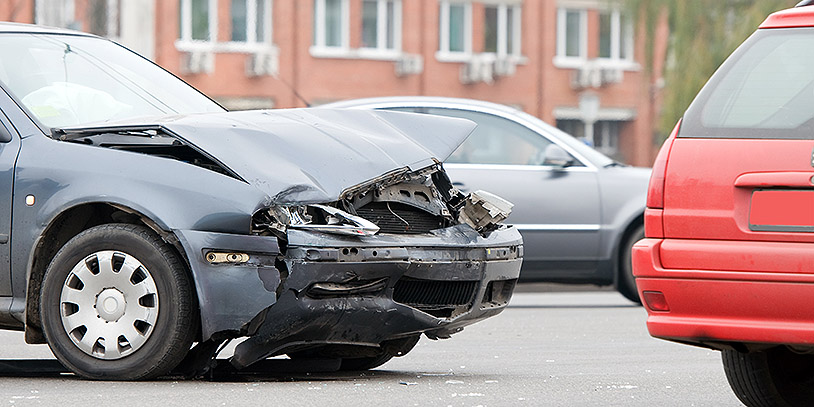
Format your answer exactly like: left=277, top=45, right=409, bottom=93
left=176, top=224, right=522, bottom=370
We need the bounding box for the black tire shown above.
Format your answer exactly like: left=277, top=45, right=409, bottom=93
left=723, top=347, right=814, bottom=407
left=40, top=224, right=198, bottom=380
left=617, top=225, right=644, bottom=304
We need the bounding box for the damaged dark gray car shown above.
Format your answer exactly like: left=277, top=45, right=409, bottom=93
left=0, top=24, right=522, bottom=379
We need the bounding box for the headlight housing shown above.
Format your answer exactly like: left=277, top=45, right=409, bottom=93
left=258, top=204, right=379, bottom=236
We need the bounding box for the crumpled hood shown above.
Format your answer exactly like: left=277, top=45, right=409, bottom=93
left=61, top=109, right=477, bottom=204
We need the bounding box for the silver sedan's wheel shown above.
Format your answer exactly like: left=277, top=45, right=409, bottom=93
left=60, top=251, right=159, bottom=360
left=41, top=224, right=197, bottom=380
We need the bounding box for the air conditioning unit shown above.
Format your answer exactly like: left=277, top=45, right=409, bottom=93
left=599, top=68, right=624, bottom=85
left=180, top=51, right=214, bottom=75
left=493, top=58, right=517, bottom=77
left=246, top=52, right=279, bottom=77
left=395, top=54, right=424, bottom=77
left=571, top=65, right=599, bottom=89
left=460, top=56, right=494, bottom=85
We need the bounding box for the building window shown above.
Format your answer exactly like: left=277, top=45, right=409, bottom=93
left=231, top=0, right=272, bottom=44
left=361, top=0, right=401, bottom=51
left=180, top=0, right=217, bottom=42
left=439, top=1, right=471, bottom=55
left=35, top=0, right=76, bottom=29
left=484, top=4, right=521, bottom=57
left=87, top=0, right=120, bottom=39
left=556, top=119, right=624, bottom=161
left=313, top=0, right=349, bottom=49
left=598, top=9, right=633, bottom=62
left=557, top=8, right=586, bottom=59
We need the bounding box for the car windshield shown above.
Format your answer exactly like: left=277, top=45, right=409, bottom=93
left=0, top=33, right=224, bottom=129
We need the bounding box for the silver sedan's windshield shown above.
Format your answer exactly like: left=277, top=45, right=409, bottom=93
left=0, top=33, right=224, bottom=128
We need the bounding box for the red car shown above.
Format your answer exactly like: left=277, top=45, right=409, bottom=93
left=634, top=3, right=814, bottom=406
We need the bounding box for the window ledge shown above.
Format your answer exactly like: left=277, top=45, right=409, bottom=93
left=175, top=40, right=279, bottom=55
left=436, top=52, right=528, bottom=65
left=553, top=56, right=640, bottom=71
left=309, top=46, right=403, bottom=61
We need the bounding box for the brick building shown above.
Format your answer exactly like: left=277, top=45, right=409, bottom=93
left=2, top=0, right=667, bottom=166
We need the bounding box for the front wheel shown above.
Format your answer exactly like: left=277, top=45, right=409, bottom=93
left=40, top=224, right=198, bottom=380
left=617, top=225, right=644, bottom=304
left=723, top=347, right=814, bottom=407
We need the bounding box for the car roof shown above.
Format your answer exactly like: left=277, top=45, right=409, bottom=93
left=760, top=6, right=814, bottom=29
left=0, top=22, right=95, bottom=37
left=325, top=96, right=526, bottom=117
left=324, top=96, right=617, bottom=169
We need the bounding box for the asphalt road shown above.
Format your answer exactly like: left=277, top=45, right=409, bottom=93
left=0, top=290, right=743, bottom=406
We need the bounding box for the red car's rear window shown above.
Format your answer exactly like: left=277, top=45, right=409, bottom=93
left=680, top=29, right=814, bottom=139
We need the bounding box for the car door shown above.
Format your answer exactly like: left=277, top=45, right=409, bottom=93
left=389, top=106, right=601, bottom=281
left=0, top=108, right=19, bottom=297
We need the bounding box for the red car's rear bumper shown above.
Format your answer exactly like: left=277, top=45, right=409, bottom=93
left=633, top=238, right=814, bottom=347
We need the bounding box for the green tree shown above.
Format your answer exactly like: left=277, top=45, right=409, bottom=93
left=625, top=0, right=793, bottom=139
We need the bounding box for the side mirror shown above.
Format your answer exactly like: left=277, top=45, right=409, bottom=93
left=0, top=124, right=11, bottom=143
left=543, top=144, right=575, bottom=168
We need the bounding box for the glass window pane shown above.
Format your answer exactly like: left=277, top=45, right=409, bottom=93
left=448, top=4, right=464, bottom=52
left=426, top=108, right=554, bottom=165
left=231, top=0, right=248, bottom=42
left=484, top=6, right=497, bottom=53
left=386, top=0, right=395, bottom=49
left=191, top=0, right=210, bottom=41
left=362, top=0, right=377, bottom=48
left=325, top=0, right=342, bottom=47
left=565, top=10, right=580, bottom=58
left=599, top=12, right=611, bottom=58
left=256, top=0, right=266, bottom=42
left=696, top=32, right=814, bottom=134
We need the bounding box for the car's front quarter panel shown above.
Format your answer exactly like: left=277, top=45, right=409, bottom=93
left=10, top=134, right=268, bottom=303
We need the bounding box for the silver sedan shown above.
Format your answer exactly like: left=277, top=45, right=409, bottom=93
left=326, top=97, right=650, bottom=302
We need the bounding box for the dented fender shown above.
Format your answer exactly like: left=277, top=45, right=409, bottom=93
left=174, top=230, right=282, bottom=341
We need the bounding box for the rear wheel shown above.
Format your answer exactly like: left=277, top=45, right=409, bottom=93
left=617, top=225, right=644, bottom=304
left=40, top=224, right=198, bottom=380
left=723, top=347, right=814, bottom=407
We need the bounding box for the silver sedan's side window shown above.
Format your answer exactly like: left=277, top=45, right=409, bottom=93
left=391, top=107, right=582, bottom=166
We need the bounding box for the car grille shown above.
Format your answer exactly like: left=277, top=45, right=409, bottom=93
left=355, top=202, right=445, bottom=234
left=393, top=278, right=479, bottom=309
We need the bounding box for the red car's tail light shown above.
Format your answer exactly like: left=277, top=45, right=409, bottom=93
left=642, top=291, right=670, bottom=312
left=646, top=120, right=681, bottom=210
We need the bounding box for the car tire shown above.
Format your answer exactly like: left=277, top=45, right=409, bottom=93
left=617, top=225, right=644, bottom=304
left=39, top=224, right=198, bottom=380
left=723, top=347, right=814, bottom=407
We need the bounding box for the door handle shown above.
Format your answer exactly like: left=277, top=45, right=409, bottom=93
left=734, top=172, right=814, bottom=188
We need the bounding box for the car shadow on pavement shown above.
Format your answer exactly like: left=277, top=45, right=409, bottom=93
left=0, top=359, right=477, bottom=383
left=507, top=304, right=639, bottom=309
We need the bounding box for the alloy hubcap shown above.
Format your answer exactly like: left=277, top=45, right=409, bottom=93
left=59, top=251, right=159, bottom=360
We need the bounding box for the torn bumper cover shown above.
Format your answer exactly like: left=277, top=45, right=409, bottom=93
left=176, top=225, right=521, bottom=369
left=228, top=224, right=522, bottom=369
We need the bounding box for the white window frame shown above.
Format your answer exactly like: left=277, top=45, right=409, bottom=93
left=436, top=0, right=472, bottom=62
left=483, top=3, right=522, bottom=59
left=359, top=0, right=402, bottom=58
left=554, top=7, right=587, bottom=68
left=597, top=9, right=634, bottom=65
left=177, top=0, right=278, bottom=54
left=228, top=0, right=273, bottom=46
left=311, top=0, right=350, bottom=56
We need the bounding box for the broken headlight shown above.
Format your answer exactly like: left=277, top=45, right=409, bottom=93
left=257, top=204, right=380, bottom=237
